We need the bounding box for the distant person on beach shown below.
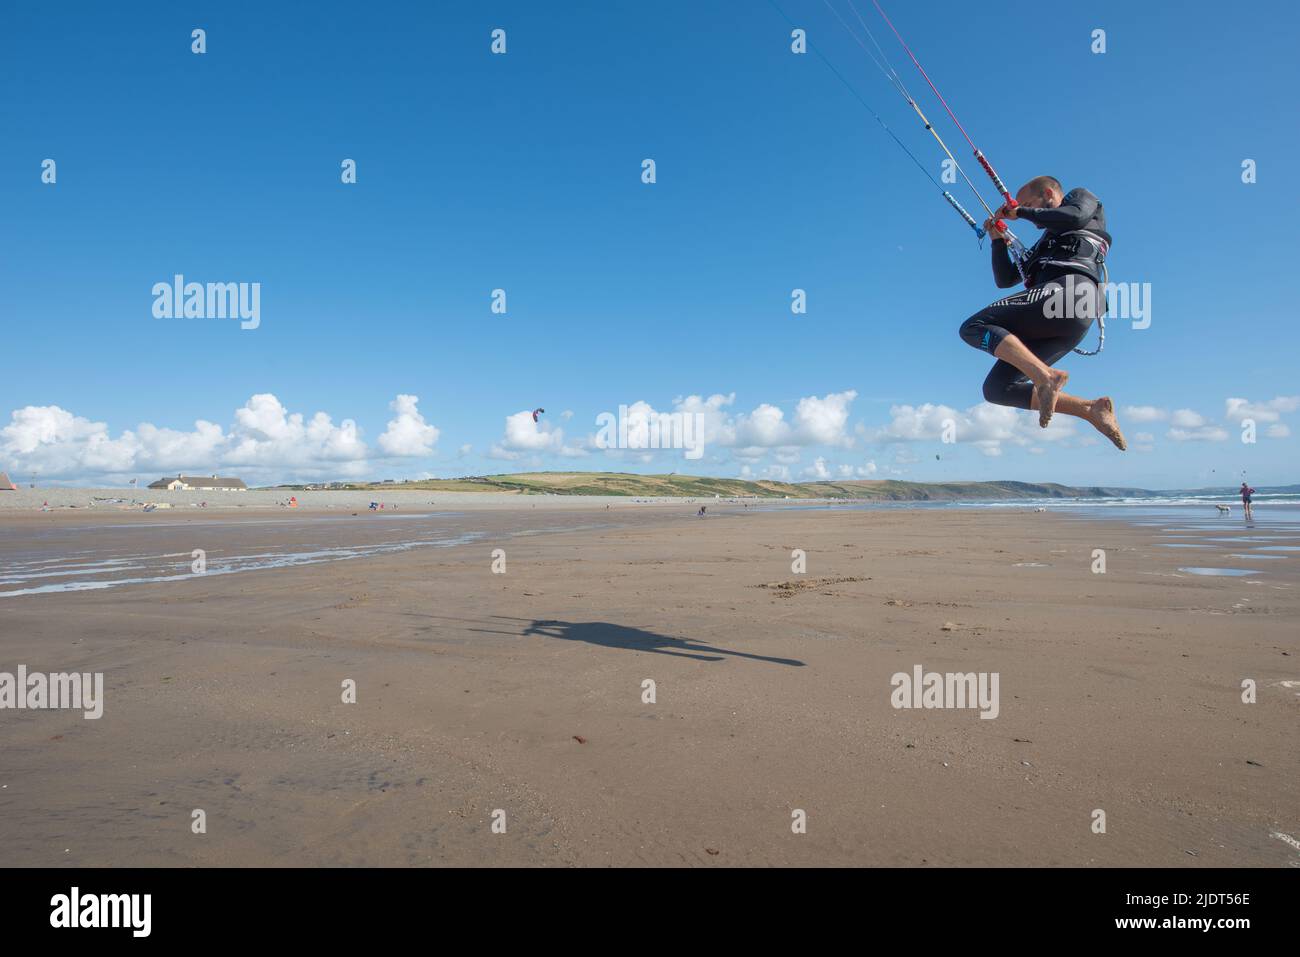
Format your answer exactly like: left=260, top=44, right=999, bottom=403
left=1240, top=482, right=1255, bottom=519
left=959, top=177, right=1126, bottom=450
left=697, top=506, right=706, bottom=518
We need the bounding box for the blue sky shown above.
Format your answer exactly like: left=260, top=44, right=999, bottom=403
left=2, top=0, right=1296, bottom=489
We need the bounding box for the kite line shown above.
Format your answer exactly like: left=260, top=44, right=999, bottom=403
left=866, top=0, right=1110, bottom=352
left=765, top=0, right=988, bottom=242
left=765, top=1, right=1114, bottom=353
left=821, top=0, right=1004, bottom=232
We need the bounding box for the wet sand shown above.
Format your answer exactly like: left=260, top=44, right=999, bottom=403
left=1, top=505, right=1297, bottom=866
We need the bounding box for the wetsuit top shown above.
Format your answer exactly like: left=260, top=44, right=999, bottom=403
left=991, top=187, right=1112, bottom=288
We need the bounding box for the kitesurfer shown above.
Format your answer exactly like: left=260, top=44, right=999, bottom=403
left=958, top=176, right=1126, bottom=450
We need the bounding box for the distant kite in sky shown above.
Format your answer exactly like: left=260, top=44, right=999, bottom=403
left=532, top=408, right=545, bottom=423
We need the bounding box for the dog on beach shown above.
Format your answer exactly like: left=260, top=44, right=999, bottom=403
left=1216, top=504, right=1231, bottom=515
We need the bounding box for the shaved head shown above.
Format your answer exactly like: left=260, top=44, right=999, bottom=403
left=1017, top=176, right=1063, bottom=208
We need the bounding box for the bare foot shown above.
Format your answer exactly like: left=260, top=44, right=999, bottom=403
left=1033, top=369, right=1069, bottom=428
left=1089, top=396, right=1126, bottom=450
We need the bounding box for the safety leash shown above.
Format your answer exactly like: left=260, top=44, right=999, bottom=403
left=1073, top=262, right=1108, bottom=356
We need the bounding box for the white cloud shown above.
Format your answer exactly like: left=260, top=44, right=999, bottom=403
left=622, top=401, right=665, bottom=452
left=581, top=391, right=856, bottom=464
left=735, top=462, right=792, bottom=482
left=1, top=393, right=440, bottom=483
left=715, top=390, right=858, bottom=451
left=224, top=396, right=367, bottom=469
left=377, top=395, right=440, bottom=456
left=804, top=456, right=831, bottom=479
left=792, top=390, right=857, bottom=447
left=677, top=390, right=855, bottom=451
left=734, top=403, right=792, bottom=449
left=491, top=409, right=566, bottom=459
left=673, top=393, right=737, bottom=448
left=1135, top=397, right=1299, bottom=444
left=1167, top=424, right=1229, bottom=442
left=2, top=405, right=151, bottom=474
left=871, top=401, right=1076, bottom=457
left=837, top=461, right=877, bottom=478
left=1164, top=408, right=1229, bottom=441
left=1224, top=395, right=1300, bottom=423
left=1123, top=405, right=1168, bottom=423
left=1170, top=408, right=1206, bottom=429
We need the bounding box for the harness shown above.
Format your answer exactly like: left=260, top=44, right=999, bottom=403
left=1020, top=228, right=1110, bottom=356
left=1025, top=228, right=1109, bottom=282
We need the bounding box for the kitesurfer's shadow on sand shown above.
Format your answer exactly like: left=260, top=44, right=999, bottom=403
left=472, top=616, right=804, bottom=667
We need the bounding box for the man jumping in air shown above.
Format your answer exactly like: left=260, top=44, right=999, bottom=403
left=959, top=176, right=1126, bottom=450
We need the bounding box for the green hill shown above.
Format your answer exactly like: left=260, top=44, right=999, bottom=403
left=270, top=472, right=1152, bottom=500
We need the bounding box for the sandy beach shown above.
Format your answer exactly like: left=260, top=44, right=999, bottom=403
left=1, top=502, right=1296, bottom=867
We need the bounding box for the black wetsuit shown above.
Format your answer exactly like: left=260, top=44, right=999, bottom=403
left=958, top=188, right=1111, bottom=408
